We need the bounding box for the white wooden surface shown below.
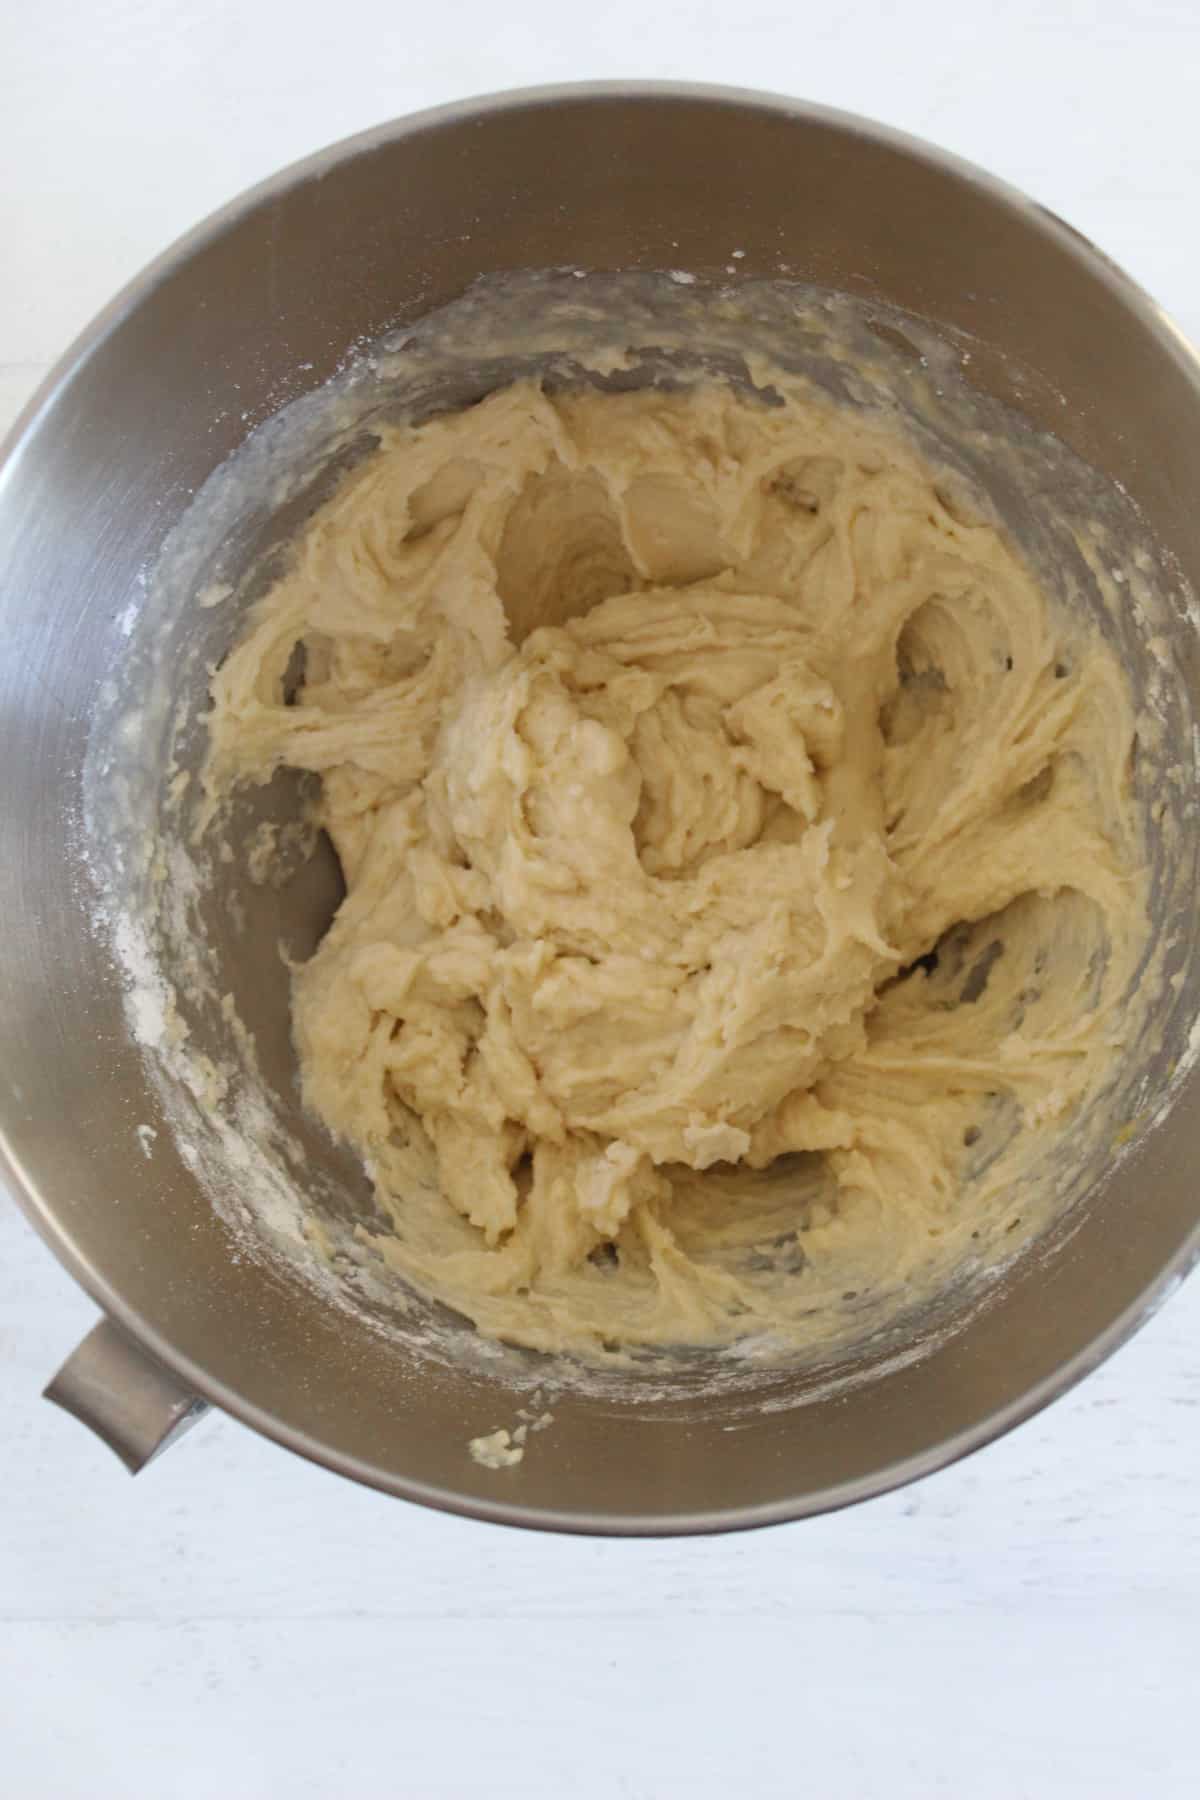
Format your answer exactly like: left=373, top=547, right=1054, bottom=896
left=4, top=5, right=1200, bottom=1794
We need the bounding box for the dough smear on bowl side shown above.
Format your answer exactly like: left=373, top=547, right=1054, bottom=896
left=204, top=375, right=1147, bottom=1356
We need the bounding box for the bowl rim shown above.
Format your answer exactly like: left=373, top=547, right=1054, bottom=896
left=4, top=78, right=1200, bottom=1535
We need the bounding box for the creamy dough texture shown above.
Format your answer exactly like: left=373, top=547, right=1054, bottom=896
left=206, top=376, right=1146, bottom=1355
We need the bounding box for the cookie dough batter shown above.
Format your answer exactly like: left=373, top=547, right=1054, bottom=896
left=206, top=376, right=1145, bottom=1354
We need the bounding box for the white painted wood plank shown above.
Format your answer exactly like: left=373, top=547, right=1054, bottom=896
left=1, top=1613, right=1196, bottom=1799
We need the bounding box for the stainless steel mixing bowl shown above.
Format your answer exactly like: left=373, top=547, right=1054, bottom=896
left=4, top=84, right=1200, bottom=1534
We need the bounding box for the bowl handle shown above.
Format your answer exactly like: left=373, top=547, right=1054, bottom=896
left=43, top=1318, right=209, bottom=1472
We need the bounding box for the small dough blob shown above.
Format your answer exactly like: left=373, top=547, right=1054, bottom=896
left=207, top=378, right=1145, bottom=1355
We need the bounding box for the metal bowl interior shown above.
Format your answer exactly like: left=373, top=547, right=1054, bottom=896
left=3, top=84, right=1200, bottom=1533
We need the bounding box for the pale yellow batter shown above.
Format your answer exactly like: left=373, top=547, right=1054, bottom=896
left=206, top=377, right=1145, bottom=1355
